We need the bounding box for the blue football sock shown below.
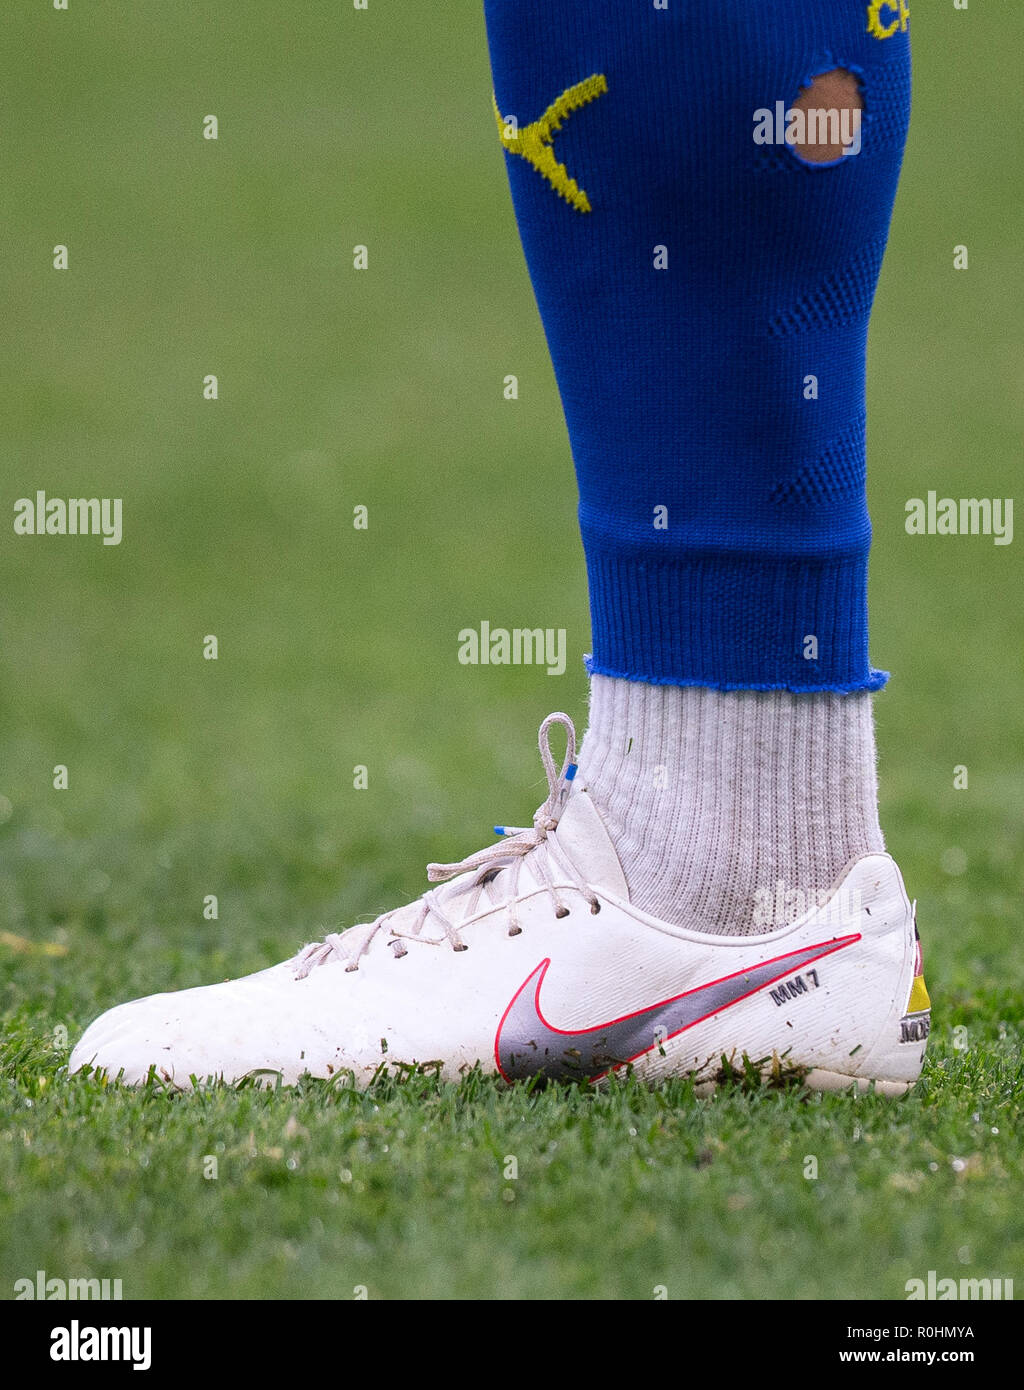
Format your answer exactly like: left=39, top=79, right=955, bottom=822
left=484, top=0, right=911, bottom=692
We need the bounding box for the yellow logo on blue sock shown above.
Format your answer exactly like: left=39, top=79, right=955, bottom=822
left=493, top=74, right=608, bottom=214
left=867, top=0, right=910, bottom=40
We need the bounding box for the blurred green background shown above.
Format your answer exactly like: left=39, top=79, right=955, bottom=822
left=0, top=2, right=1020, bottom=1301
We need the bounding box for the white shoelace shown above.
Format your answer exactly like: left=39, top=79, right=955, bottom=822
left=292, top=713, right=600, bottom=978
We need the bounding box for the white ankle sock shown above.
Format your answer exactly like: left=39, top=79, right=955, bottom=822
left=577, top=674, right=885, bottom=936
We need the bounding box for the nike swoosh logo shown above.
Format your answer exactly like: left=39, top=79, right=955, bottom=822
left=494, top=935, right=860, bottom=1082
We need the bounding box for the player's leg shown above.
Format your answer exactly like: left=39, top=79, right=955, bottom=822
left=484, top=0, right=908, bottom=935
left=71, top=0, right=929, bottom=1093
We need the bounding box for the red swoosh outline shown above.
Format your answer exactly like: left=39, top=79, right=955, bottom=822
left=494, top=933, right=861, bottom=1082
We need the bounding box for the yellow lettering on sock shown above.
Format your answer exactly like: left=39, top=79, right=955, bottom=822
left=867, top=0, right=910, bottom=40
left=493, top=73, right=608, bottom=214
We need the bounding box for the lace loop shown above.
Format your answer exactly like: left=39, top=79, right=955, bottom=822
left=426, top=711, right=576, bottom=883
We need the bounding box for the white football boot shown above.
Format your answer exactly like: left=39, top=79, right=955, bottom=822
left=70, top=713, right=930, bottom=1095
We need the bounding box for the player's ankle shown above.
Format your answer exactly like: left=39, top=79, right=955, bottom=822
left=578, top=676, right=884, bottom=935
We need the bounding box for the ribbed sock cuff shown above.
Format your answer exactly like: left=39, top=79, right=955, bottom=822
left=582, top=544, right=888, bottom=694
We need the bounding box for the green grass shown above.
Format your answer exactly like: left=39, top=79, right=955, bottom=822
left=1, top=2, right=1022, bottom=1301
left=2, top=1026, right=1021, bottom=1302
